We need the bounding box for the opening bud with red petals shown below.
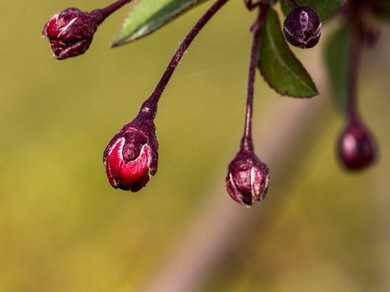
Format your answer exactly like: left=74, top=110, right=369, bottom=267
left=42, top=7, right=100, bottom=59
left=103, top=116, right=158, bottom=192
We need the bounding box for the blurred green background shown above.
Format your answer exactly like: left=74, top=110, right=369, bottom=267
left=0, top=1, right=389, bottom=291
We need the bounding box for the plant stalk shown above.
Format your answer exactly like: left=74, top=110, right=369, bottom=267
left=139, top=0, right=230, bottom=120
left=241, top=5, right=267, bottom=151
left=91, top=0, right=132, bottom=24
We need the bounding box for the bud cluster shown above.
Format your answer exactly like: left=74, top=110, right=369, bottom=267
left=41, top=0, right=381, bottom=207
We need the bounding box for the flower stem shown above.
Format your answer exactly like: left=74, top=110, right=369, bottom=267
left=347, top=27, right=361, bottom=118
left=285, top=0, right=299, bottom=9
left=139, top=0, right=230, bottom=120
left=241, top=5, right=267, bottom=152
left=346, top=3, right=364, bottom=119
left=90, top=0, right=132, bottom=24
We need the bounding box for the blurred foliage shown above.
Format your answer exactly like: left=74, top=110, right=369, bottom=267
left=0, top=1, right=389, bottom=291
left=324, top=23, right=349, bottom=113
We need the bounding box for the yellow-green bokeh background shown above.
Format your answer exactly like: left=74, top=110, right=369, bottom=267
left=1, top=1, right=389, bottom=291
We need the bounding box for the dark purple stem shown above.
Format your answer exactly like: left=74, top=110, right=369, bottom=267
left=347, top=30, right=360, bottom=118
left=241, top=5, right=267, bottom=152
left=90, top=0, right=132, bottom=24
left=138, top=0, right=229, bottom=120
left=346, top=11, right=362, bottom=118
left=285, top=0, right=299, bottom=9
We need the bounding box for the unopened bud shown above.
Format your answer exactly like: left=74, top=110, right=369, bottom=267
left=337, top=114, right=376, bottom=170
left=103, top=117, right=158, bottom=192
left=42, top=7, right=99, bottom=59
left=283, top=6, right=321, bottom=49
left=226, top=149, right=269, bottom=207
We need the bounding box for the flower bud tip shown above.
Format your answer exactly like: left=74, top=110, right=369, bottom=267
left=42, top=7, right=99, bottom=59
left=337, top=115, right=376, bottom=170
left=283, top=6, right=321, bottom=49
left=226, top=150, right=270, bottom=207
left=103, top=119, right=158, bottom=192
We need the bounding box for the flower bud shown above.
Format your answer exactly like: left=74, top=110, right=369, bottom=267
left=283, top=6, right=321, bottom=49
left=42, top=7, right=99, bottom=59
left=103, top=117, right=158, bottom=192
left=226, top=149, right=269, bottom=207
left=337, top=115, right=376, bottom=170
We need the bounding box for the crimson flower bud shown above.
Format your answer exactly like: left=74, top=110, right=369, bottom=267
left=337, top=114, right=376, bottom=170
left=226, top=149, right=269, bottom=207
left=103, top=116, right=158, bottom=192
left=283, top=6, right=321, bottom=49
left=42, top=8, right=100, bottom=59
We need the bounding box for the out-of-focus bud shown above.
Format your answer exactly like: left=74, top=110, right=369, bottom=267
left=226, top=149, right=269, bottom=207
left=103, top=117, right=158, bottom=192
left=42, top=7, right=99, bottom=59
left=337, top=114, right=376, bottom=170
left=283, top=6, right=321, bottom=49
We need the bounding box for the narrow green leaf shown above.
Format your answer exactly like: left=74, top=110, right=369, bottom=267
left=112, top=0, right=209, bottom=47
left=258, top=7, right=318, bottom=98
left=280, top=0, right=343, bottom=22
left=324, top=24, right=349, bottom=113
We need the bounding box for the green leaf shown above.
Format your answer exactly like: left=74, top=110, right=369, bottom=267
left=324, top=24, right=349, bottom=113
left=280, top=0, right=343, bottom=22
left=258, top=7, right=318, bottom=98
left=112, top=0, right=210, bottom=47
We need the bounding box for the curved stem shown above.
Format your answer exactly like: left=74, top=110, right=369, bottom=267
left=241, top=5, right=267, bottom=151
left=90, top=0, right=132, bottom=24
left=285, top=0, right=299, bottom=9
left=139, top=0, right=230, bottom=120
left=346, top=10, right=363, bottom=118
left=347, top=30, right=360, bottom=118
left=244, top=0, right=260, bottom=10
